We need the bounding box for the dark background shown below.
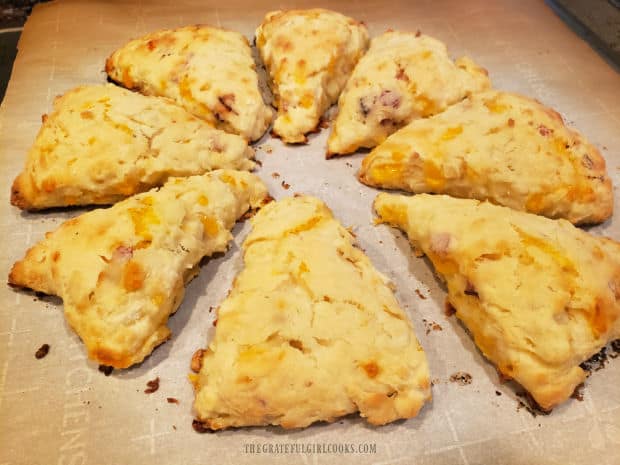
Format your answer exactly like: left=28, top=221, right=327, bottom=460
left=1, top=0, right=51, bottom=102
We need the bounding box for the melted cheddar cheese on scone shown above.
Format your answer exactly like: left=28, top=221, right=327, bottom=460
left=256, top=9, right=369, bottom=143
left=360, top=90, right=612, bottom=225
left=375, top=193, right=620, bottom=411
left=11, top=84, right=256, bottom=211
left=192, top=196, right=430, bottom=430
left=327, top=30, right=490, bottom=156
left=106, top=25, right=274, bottom=141
left=8, top=171, right=269, bottom=369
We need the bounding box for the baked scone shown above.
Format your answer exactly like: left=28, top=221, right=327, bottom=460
left=374, top=193, right=620, bottom=411
left=11, top=84, right=257, bottom=211
left=8, top=171, right=269, bottom=369
left=360, top=90, right=612, bottom=225
left=255, top=9, right=369, bottom=143
left=191, top=196, right=430, bottom=430
left=106, top=25, right=274, bottom=141
left=326, top=30, right=490, bottom=156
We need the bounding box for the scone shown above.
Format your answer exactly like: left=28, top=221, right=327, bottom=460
left=8, top=171, right=269, bottom=369
left=106, top=25, right=274, bottom=141
left=360, top=90, right=612, bottom=225
left=255, top=9, right=369, bottom=143
left=374, top=193, right=620, bottom=411
left=11, top=84, right=256, bottom=211
left=191, top=196, right=430, bottom=430
left=327, top=30, right=490, bottom=156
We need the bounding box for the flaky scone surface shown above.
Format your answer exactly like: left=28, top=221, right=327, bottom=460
left=375, top=193, right=620, bottom=411
left=192, top=196, right=430, bottom=430
left=360, top=90, right=612, bottom=225
left=327, top=30, right=490, bottom=156
left=8, top=171, right=269, bottom=368
left=256, top=9, right=369, bottom=143
left=11, top=84, right=256, bottom=211
left=106, top=25, right=274, bottom=141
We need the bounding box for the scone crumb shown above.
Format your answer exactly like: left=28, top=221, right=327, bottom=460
left=281, top=180, right=290, bottom=190
left=144, top=377, right=160, bottom=394
left=422, top=319, right=442, bottom=334
left=271, top=172, right=280, bottom=179
left=98, top=365, right=113, bottom=376
left=191, top=349, right=206, bottom=373
left=167, top=397, right=179, bottom=404
left=449, top=372, right=472, bottom=385
left=415, top=289, right=427, bottom=300
left=35, top=344, right=50, bottom=359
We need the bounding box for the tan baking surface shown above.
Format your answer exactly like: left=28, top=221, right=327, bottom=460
left=1, top=1, right=619, bottom=464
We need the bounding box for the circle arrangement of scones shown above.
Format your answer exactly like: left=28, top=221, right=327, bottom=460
left=7, top=7, right=619, bottom=432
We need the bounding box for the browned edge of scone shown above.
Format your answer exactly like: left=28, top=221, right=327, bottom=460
left=325, top=144, right=362, bottom=159
left=10, top=173, right=30, bottom=210
left=105, top=54, right=142, bottom=92
left=268, top=128, right=309, bottom=145
left=325, top=142, right=351, bottom=159
left=104, top=23, right=248, bottom=93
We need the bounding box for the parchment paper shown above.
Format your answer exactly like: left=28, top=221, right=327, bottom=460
left=1, top=1, right=619, bottom=464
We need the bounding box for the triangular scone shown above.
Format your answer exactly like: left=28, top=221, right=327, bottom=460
left=360, top=91, right=612, bottom=225
left=255, top=9, right=369, bottom=143
left=374, top=193, right=620, bottom=411
left=191, top=196, right=430, bottom=430
left=106, top=25, right=274, bottom=141
left=11, top=84, right=256, bottom=211
left=326, top=30, right=490, bottom=156
left=8, top=171, right=269, bottom=369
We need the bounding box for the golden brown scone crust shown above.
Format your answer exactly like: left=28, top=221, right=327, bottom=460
left=8, top=171, right=269, bottom=369
left=360, top=90, right=612, bottom=225
left=327, top=30, right=490, bottom=156
left=106, top=25, right=274, bottom=141
left=192, top=196, right=431, bottom=430
left=375, top=193, right=620, bottom=411
left=255, top=9, right=369, bottom=143
left=11, top=84, right=256, bottom=211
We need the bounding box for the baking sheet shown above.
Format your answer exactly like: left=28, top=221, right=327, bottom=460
left=1, top=1, right=620, bottom=464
